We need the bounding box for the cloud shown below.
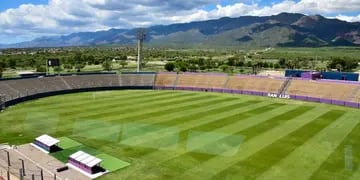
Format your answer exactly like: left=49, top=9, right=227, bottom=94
left=0, top=0, right=359, bottom=44
left=336, top=14, right=360, bottom=22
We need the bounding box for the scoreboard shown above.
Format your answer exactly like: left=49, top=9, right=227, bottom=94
left=47, top=58, right=60, bottom=67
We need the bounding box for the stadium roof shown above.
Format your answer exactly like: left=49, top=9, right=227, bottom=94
left=35, top=134, right=59, bottom=147
left=70, top=151, right=102, bottom=168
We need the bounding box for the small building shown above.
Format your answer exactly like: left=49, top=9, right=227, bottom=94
left=68, top=151, right=103, bottom=175
left=321, top=71, right=359, bottom=81
left=34, top=134, right=60, bottom=153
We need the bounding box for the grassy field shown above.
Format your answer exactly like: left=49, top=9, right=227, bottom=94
left=1, top=90, right=360, bottom=179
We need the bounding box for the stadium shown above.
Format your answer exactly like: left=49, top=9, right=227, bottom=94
left=1, top=72, right=360, bottom=179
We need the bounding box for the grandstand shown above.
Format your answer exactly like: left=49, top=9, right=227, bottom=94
left=176, top=73, right=228, bottom=89
left=119, top=74, right=155, bottom=87
left=286, top=79, right=358, bottom=101
left=1, top=72, right=360, bottom=110
left=225, top=75, right=284, bottom=93
left=155, top=73, right=178, bottom=88
left=62, top=74, right=119, bottom=89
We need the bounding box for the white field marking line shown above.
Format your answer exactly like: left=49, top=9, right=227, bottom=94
left=257, top=112, right=358, bottom=180
left=13, top=149, right=63, bottom=180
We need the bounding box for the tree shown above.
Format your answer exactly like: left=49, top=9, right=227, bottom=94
left=189, top=64, right=198, bottom=72
left=328, top=57, right=358, bottom=71
left=72, top=52, right=86, bottom=72
left=177, top=61, right=188, bottom=72
left=335, top=64, right=343, bottom=72
left=0, top=61, right=4, bottom=78
left=8, top=58, right=17, bottom=69
left=86, top=55, right=96, bottom=65
left=274, top=63, right=280, bottom=69
left=220, top=64, right=229, bottom=73
left=278, top=58, right=286, bottom=68
left=53, top=66, right=63, bottom=74
left=227, top=57, right=237, bottom=66
left=36, top=65, right=46, bottom=72
left=102, top=60, right=113, bottom=71
left=164, top=62, right=175, bottom=72
left=119, top=60, right=128, bottom=68
left=315, top=62, right=327, bottom=72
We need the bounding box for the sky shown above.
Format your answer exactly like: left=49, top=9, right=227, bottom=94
left=0, top=0, right=359, bottom=44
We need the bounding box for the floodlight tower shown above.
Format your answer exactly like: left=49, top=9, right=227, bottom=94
left=137, top=29, right=146, bottom=72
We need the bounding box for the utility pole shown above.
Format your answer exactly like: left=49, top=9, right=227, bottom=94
left=137, top=29, right=146, bottom=72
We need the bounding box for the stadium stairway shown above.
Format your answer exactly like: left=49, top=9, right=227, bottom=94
left=278, top=78, right=292, bottom=97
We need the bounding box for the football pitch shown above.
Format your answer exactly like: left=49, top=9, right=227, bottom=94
left=1, top=90, right=360, bottom=179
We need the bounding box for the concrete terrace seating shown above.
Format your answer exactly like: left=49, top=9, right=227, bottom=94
left=350, top=89, right=360, bottom=103
left=4, top=78, right=45, bottom=96
left=286, top=79, right=359, bottom=101
left=155, top=73, right=178, bottom=87
left=176, top=73, right=228, bottom=89
left=226, top=76, right=284, bottom=93
left=38, top=76, right=69, bottom=92
left=62, top=74, right=119, bottom=89
left=119, top=74, right=155, bottom=87
left=0, top=80, right=21, bottom=101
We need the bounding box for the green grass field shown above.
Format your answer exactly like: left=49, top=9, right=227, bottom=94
left=1, top=90, right=360, bottom=179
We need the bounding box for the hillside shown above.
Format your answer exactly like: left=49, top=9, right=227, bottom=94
left=2, top=13, right=360, bottom=48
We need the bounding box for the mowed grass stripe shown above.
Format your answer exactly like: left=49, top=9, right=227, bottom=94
left=55, top=93, right=211, bottom=132
left=212, top=104, right=301, bottom=135
left=15, top=91, right=190, bottom=131
left=188, top=103, right=286, bottom=132
left=114, top=96, right=234, bottom=123
left=350, top=165, right=360, bottom=179
left=157, top=103, right=287, bottom=175
left=2, top=91, right=181, bottom=129
left=153, top=100, right=262, bottom=127
left=158, top=105, right=299, bottom=165
left=120, top=100, right=262, bottom=152
left=57, top=91, right=197, bottom=119
left=90, top=94, right=221, bottom=122
left=40, top=92, right=200, bottom=134
left=101, top=98, right=259, bottom=160
left=139, top=103, right=296, bottom=163
left=9, top=90, right=162, bottom=112
left=212, top=110, right=346, bottom=180
left=238, top=106, right=315, bottom=142
left=7, top=90, right=169, bottom=115
left=128, top=101, right=272, bottom=149
left=258, top=112, right=359, bottom=180
left=310, top=112, right=360, bottom=180
left=19, top=90, right=140, bottom=107
left=179, top=107, right=332, bottom=179
left=129, top=99, right=254, bottom=127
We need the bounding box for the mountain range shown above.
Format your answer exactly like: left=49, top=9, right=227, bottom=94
left=1, top=13, right=360, bottom=48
